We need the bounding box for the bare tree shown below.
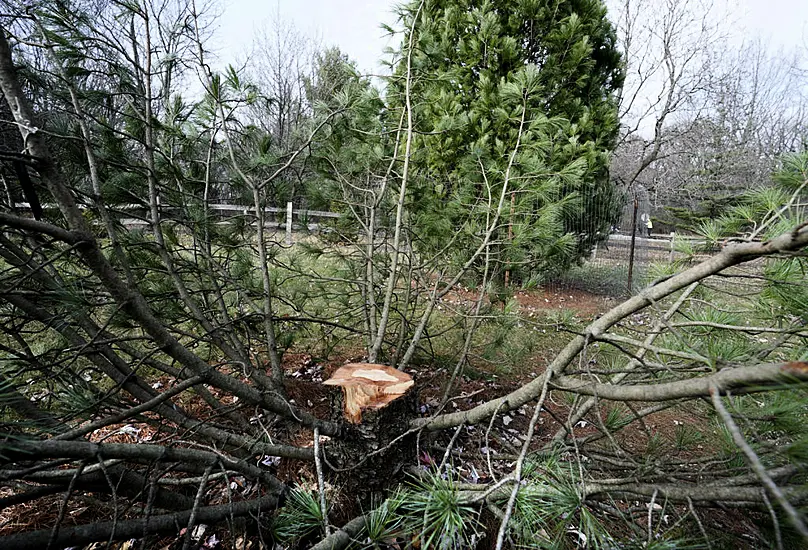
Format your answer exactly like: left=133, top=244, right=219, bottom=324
left=248, top=9, right=317, bottom=148
left=649, top=40, right=808, bottom=218
left=608, top=0, right=729, bottom=192
left=610, top=0, right=808, bottom=235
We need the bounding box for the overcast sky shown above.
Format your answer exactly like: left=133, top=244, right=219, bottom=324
left=211, top=0, right=395, bottom=74
left=210, top=0, right=808, bottom=76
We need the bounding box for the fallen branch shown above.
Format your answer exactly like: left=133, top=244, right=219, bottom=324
left=549, top=361, right=808, bottom=401
left=0, top=495, right=279, bottom=550
left=1, top=440, right=290, bottom=490
left=310, top=514, right=368, bottom=550
left=584, top=481, right=808, bottom=505
left=413, top=225, right=808, bottom=430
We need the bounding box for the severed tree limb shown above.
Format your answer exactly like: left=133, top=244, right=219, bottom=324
left=549, top=361, right=808, bottom=402
left=1, top=440, right=294, bottom=488
left=0, top=495, right=279, bottom=550
left=584, top=481, right=808, bottom=505
left=0, top=29, right=341, bottom=436
left=310, top=513, right=368, bottom=550
left=413, top=225, right=808, bottom=430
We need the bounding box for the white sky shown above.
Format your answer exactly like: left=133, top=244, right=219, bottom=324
left=211, top=0, right=396, bottom=75
left=210, top=0, right=808, bottom=76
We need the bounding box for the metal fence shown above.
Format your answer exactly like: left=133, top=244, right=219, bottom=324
left=546, top=188, right=654, bottom=297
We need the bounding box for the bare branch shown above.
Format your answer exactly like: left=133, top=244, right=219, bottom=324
left=551, top=361, right=808, bottom=402
left=710, top=387, right=808, bottom=539
left=0, top=495, right=278, bottom=550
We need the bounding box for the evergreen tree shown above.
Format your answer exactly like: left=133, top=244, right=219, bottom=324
left=392, top=0, right=624, bottom=282
left=305, top=46, right=360, bottom=107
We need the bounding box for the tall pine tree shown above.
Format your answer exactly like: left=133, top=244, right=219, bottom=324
left=392, top=0, right=624, bottom=282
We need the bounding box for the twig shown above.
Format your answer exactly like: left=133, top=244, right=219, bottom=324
left=494, top=375, right=552, bottom=550
left=687, top=497, right=712, bottom=550
left=710, top=387, right=808, bottom=540
left=485, top=401, right=506, bottom=483
left=182, top=464, right=213, bottom=550
left=47, top=460, right=87, bottom=550
left=438, top=425, right=464, bottom=472
left=314, top=427, right=330, bottom=536
left=762, top=491, right=784, bottom=550
left=647, top=488, right=658, bottom=546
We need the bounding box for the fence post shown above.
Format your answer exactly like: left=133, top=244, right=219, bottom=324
left=669, top=231, right=676, bottom=263
left=286, top=201, right=293, bottom=245
left=627, top=197, right=638, bottom=295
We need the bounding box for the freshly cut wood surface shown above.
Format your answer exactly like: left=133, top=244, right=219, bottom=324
left=323, top=363, right=414, bottom=423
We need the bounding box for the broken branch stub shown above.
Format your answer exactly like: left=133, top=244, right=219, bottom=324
left=323, top=363, right=414, bottom=423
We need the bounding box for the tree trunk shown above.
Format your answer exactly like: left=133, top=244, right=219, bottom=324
left=325, top=384, right=419, bottom=499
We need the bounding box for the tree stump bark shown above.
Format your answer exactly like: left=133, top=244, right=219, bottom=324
left=322, top=364, right=419, bottom=498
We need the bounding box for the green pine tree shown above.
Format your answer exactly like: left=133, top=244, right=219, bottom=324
left=391, top=0, right=624, bottom=282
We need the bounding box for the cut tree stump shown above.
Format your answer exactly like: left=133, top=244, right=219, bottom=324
left=323, top=363, right=414, bottom=423
left=322, top=363, right=418, bottom=498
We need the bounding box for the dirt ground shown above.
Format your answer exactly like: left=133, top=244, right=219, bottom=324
left=442, top=284, right=618, bottom=317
